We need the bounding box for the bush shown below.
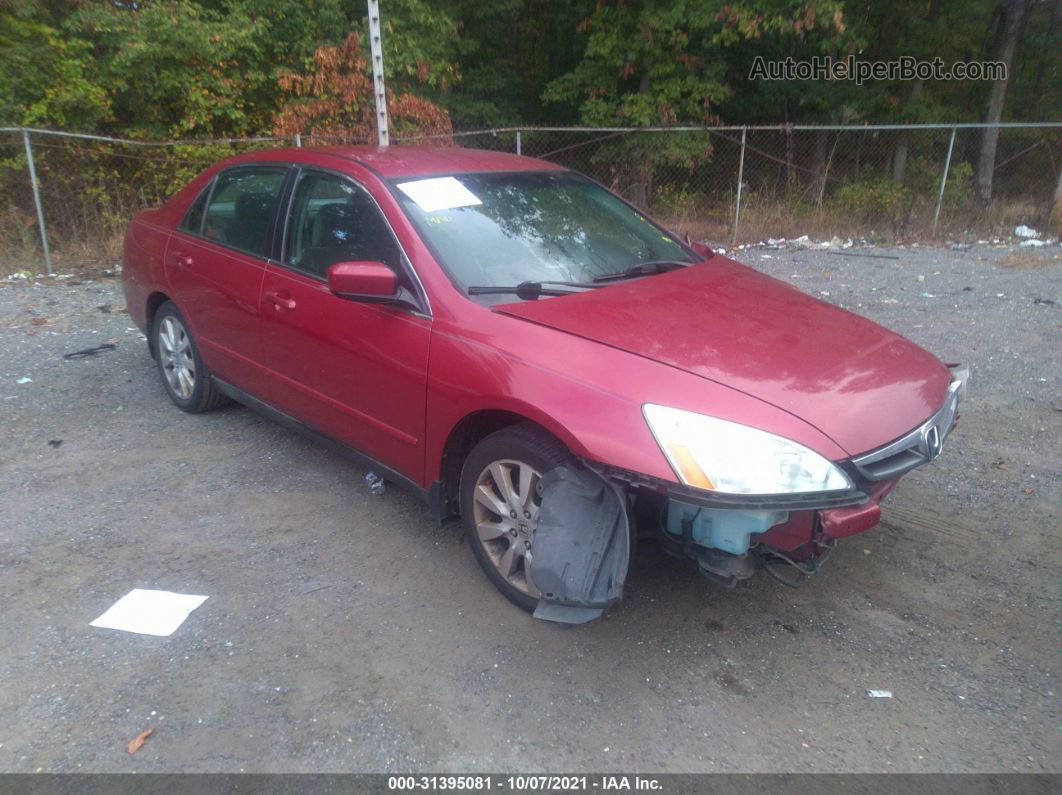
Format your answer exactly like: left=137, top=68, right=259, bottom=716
left=832, top=178, right=911, bottom=229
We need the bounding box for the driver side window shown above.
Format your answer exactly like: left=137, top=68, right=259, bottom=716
left=284, top=171, right=401, bottom=280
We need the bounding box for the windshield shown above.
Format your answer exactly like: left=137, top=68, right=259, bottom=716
left=392, top=171, right=697, bottom=289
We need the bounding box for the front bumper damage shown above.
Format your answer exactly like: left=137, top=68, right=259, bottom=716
left=528, top=366, right=966, bottom=621
left=657, top=477, right=900, bottom=588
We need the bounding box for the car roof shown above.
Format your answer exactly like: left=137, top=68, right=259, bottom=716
left=227, top=145, right=567, bottom=179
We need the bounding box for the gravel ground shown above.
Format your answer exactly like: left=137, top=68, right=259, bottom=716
left=0, top=243, right=1058, bottom=773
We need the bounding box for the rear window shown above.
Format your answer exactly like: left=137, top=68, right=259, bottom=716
left=179, top=184, right=210, bottom=235
left=203, top=166, right=288, bottom=258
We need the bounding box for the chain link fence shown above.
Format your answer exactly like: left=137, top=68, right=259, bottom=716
left=0, top=128, right=290, bottom=274
left=2, top=124, right=1060, bottom=275
left=404, top=124, right=1062, bottom=248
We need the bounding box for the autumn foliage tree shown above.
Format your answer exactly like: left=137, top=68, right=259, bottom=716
left=273, top=32, right=451, bottom=143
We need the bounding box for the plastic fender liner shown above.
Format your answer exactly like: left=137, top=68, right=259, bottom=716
left=530, top=464, right=630, bottom=625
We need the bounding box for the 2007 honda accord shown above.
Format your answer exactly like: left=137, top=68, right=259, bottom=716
left=122, top=145, right=966, bottom=624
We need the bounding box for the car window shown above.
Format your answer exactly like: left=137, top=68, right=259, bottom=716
left=203, top=166, right=287, bottom=257
left=180, top=183, right=211, bottom=235
left=284, top=170, right=402, bottom=280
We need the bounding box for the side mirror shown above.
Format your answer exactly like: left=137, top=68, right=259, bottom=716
left=683, top=232, right=713, bottom=259
left=327, top=261, right=398, bottom=300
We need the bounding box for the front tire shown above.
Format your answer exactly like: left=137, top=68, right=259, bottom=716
left=151, top=301, right=229, bottom=413
left=460, top=424, right=572, bottom=613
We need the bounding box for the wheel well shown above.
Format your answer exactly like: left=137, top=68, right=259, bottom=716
left=145, top=292, right=171, bottom=358
left=435, top=411, right=561, bottom=524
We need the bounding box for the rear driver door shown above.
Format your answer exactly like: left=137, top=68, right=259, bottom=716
left=166, top=164, right=288, bottom=396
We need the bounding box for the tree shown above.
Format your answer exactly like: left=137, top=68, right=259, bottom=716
left=0, top=9, right=109, bottom=128
left=977, top=0, right=1026, bottom=202
left=541, top=0, right=850, bottom=206
left=68, top=1, right=270, bottom=138
left=273, top=32, right=451, bottom=142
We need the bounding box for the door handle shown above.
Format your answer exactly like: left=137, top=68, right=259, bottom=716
left=265, top=290, right=296, bottom=311
left=173, top=252, right=193, bottom=268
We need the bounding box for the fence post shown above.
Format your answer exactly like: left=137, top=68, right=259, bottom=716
left=731, top=126, right=747, bottom=247
left=22, top=129, right=52, bottom=275
left=933, top=126, right=957, bottom=236
left=516, top=130, right=522, bottom=156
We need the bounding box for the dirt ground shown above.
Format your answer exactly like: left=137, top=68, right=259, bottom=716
left=0, top=243, right=1058, bottom=773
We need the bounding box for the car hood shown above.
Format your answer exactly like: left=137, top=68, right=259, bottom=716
left=496, top=258, right=952, bottom=456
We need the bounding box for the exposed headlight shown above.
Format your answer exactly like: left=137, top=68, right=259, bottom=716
left=643, top=404, right=854, bottom=495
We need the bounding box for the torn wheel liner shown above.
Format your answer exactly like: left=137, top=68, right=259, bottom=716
left=529, top=464, right=630, bottom=624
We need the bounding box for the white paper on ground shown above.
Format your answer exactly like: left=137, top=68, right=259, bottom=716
left=90, top=589, right=208, bottom=637
left=866, top=689, right=894, bottom=698
left=396, top=176, right=482, bottom=213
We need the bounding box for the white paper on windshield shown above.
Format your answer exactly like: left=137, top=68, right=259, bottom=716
left=90, top=588, right=208, bottom=637
left=397, top=176, right=482, bottom=212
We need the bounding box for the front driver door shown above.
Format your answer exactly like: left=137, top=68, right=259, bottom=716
left=259, top=168, right=431, bottom=481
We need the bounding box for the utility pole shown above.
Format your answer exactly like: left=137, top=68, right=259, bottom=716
left=367, top=0, right=389, bottom=147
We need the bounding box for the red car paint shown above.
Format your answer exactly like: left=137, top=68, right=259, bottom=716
left=122, top=145, right=953, bottom=552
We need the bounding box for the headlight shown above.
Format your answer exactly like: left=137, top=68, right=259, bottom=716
left=643, top=404, right=854, bottom=495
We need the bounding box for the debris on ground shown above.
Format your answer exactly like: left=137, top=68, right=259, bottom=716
left=866, top=690, right=894, bottom=699
left=1014, top=225, right=1041, bottom=239
left=47, top=439, right=63, bottom=448
left=126, top=727, right=155, bottom=754
left=16, top=376, right=32, bottom=384
left=364, top=471, right=385, bottom=495
left=734, top=234, right=859, bottom=252
left=63, top=343, right=117, bottom=360
left=90, top=589, right=209, bottom=637
left=1020, top=239, right=1048, bottom=248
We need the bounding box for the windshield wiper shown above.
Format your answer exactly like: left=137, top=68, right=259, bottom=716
left=591, top=260, right=691, bottom=283
left=467, top=280, right=598, bottom=300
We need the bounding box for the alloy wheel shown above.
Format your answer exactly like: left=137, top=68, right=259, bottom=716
left=471, top=459, right=544, bottom=598
left=158, top=315, right=196, bottom=400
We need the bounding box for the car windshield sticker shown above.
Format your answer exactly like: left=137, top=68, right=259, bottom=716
left=397, top=176, right=483, bottom=213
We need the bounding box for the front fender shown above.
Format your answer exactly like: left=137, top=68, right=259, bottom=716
left=423, top=325, right=670, bottom=485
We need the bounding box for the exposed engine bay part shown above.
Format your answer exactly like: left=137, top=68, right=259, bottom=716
left=529, top=464, right=630, bottom=624
left=664, top=499, right=788, bottom=555
left=755, top=538, right=838, bottom=587
left=643, top=489, right=848, bottom=589
left=692, top=547, right=759, bottom=589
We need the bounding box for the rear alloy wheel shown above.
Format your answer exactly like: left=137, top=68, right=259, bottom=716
left=151, top=301, right=229, bottom=413
left=158, top=315, right=195, bottom=400
left=460, top=424, right=571, bottom=612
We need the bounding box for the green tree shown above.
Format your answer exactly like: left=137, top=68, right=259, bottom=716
left=0, top=8, right=108, bottom=128
left=68, top=1, right=269, bottom=138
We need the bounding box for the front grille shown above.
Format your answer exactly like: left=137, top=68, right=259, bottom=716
left=851, top=377, right=963, bottom=481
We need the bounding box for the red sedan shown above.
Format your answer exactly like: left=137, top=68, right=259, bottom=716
left=122, top=145, right=966, bottom=624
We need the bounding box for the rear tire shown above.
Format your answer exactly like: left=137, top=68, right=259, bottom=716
left=151, top=300, right=229, bottom=413
left=460, top=424, right=572, bottom=613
